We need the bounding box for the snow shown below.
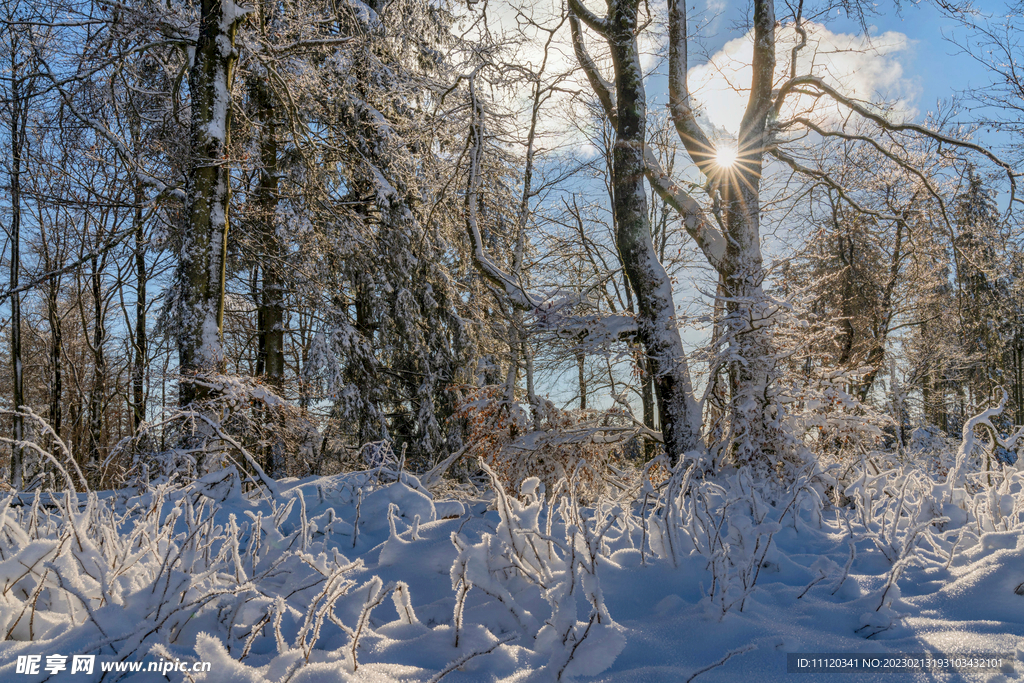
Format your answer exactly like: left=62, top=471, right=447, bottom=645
left=200, top=311, right=225, bottom=368
left=206, top=74, right=231, bottom=144
left=220, top=0, right=254, bottom=29
left=0, top=427, right=1022, bottom=682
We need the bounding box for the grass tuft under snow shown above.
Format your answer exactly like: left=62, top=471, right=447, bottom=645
left=0, top=426, right=1022, bottom=682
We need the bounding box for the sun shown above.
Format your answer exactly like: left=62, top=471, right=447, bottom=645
left=715, top=145, right=738, bottom=168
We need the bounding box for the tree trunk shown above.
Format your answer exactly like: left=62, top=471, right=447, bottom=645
left=7, top=46, right=25, bottom=489
left=46, top=281, right=62, bottom=438
left=606, top=4, right=701, bottom=463
left=297, top=308, right=312, bottom=412
left=133, top=180, right=147, bottom=431
left=123, top=106, right=147, bottom=431
left=577, top=349, right=587, bottom=410
left=36, top=194, right=63, bottom=444
left=250, top=68, right=287, bottom=476
left=88, top=255, right=106, bottom=467
left=524, top=339, right=540, bottom=430
left=252, top=75, right=285, bottom=390
left=719, top=185, right=777, bottom=468
left=177, top=0, right=247, bottom=405
left=703, top=276, right=728, bottom=448
left=713, top=0, right=778, bottom=471
left=1011, top=342, right=1019, bottom=428
left=640, top=353, right=656, bottom=459
left=9, top=163, right=23, bottom=489
left=922, top=362, right=933, bottom=426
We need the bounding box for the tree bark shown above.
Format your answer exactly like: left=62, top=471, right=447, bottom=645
left=640, top=353, right=656, bottom=459
left=46, top=279, right=62, bottom=438
left=605, top=0, right=701, bottom=463
left=88, top=255, right=106, bottom=467
left=1015, top=340, right=1024, bottom=426
left=577, top=350, right=587, bottom=410
left=133, top=181, right=147, bottom=431
left=177, top=0, right=248, bottom=405
left=252, top=71, right=284, bottom=390
left=36, top=203, right=63, bottom=442
left=8, top=134, right=23, bottom=488
left=6, top=39, right=28, bottom=488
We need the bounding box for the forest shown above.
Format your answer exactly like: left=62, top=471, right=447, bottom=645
left=1, top=0, right=1024, bottom=679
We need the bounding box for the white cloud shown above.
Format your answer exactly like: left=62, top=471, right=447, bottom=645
left=687, top=23, right=919, bottom=137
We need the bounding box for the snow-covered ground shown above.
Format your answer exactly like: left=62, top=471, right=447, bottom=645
left=0, top=427, right=1021, bottom=682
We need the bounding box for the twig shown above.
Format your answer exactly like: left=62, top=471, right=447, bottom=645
left=427, top=633, right=518, bottom=683
left=685, top=643, right=757, bottom=682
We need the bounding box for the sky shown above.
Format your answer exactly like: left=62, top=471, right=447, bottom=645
left=503, top=0, right=1016, bottom=183
left=492, top=0, right=1014, bottom=171
left=838, top=0, right=1003, bottom=117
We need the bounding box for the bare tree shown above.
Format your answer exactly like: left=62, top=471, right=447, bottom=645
left=0, top=0, right=43, bottom=486
left=562, top=0, right=1015, bottom=470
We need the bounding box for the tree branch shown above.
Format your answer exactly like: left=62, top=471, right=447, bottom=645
left=776, top=116, right=955, bottom=230
left=463, top=75, right=544, bottom=310
left=667, top=0, right=716, bottom=175
left=566, top=0, right=610, bottom=36
left=768, top=147, right=908, bottom=223
left=568, top=14, right=616, bottom=126
left=643, top=151, right=726, bottom=271
left=36, top=56, right=184, bottom=202
left=739, top=0, right=776, bottom=149
left=0, top=230, right=132, bottom=307
left=774, top=75, right=1018, bottom=207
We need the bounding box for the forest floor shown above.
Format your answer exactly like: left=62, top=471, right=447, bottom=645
left=0, top=458, right=1020, bottom=682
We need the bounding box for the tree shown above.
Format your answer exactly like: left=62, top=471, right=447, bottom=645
left=952, top=166, right=1009, bottom=403
left=174, top=0, right=250, bottom=405
left=560, top=0, right=1014, bottom=472
left=0, top=0, right=43, bottom=487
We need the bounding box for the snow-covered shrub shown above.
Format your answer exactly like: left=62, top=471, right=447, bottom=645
left=826, top=394, right=1024, bottom=638
left=842, top=465, right=948, bottom=638
left=0, top=408, right=89, bottom=494
left=0, top=482, right=369, bottom=679
left=905, top=425, right=959, bottom=478
left=456, top=385, right=637, bottom=499
left=781, top=365, right=888, bottom=467
left=839, top=392, right=1024, bottom=535
left=3, top=399, right=1024, bottom=679
left=450, top=463, right=625, bottom=680
left=0, top=459, right=640, bottom=682
left=646, top=462, right=823, bottom=618
left=0, top=470, right=528, bottom=682
left=104, top=374, right=321, bottom=490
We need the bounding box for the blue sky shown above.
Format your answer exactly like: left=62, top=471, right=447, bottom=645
left=844, top=2, right=993, bottom=116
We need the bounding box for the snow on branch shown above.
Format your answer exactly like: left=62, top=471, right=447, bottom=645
left=568, top=14, right=616, bottom=126
left=464, top=75, right=544, bottom=311
left=462, top=72, right=640, bottom=346
left=666, top=0, right=719, bottom=178
left=643, top=150, right=726, bottom=271
left=0, top=408, right=90, bottom=493
left=36, top=57, right=185, bottom=202
left=566, top=0, right=610, bottom=36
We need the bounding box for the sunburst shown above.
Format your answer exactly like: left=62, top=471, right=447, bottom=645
left=715, top=145, right=738, bottom=168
